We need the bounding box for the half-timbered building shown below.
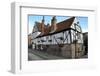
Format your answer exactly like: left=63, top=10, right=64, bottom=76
left=31, top=16, right=85, bottom=58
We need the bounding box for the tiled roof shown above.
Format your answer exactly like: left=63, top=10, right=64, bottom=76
left=55, top=17, right=75, bottom=33
left=36, top=17, right=75, bottom=38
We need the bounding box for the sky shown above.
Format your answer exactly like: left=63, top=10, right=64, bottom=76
left=28, top=15, right=88, bottom=34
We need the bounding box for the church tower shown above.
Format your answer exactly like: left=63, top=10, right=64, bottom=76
left=51, top=16, right=57, bottom=32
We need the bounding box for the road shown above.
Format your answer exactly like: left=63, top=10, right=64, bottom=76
left=28, top=53, right=43, bottom=60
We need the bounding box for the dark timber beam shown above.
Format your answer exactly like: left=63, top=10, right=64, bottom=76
left=69, top=30, right=72, bottom=44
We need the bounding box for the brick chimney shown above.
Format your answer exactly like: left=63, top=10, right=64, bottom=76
left=41, top=16, right=45, bottom=34
left=51, top=16, right=57, bottom=32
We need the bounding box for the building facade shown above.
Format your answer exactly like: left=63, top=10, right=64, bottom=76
left=31, top=16, right=85, bottom=58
